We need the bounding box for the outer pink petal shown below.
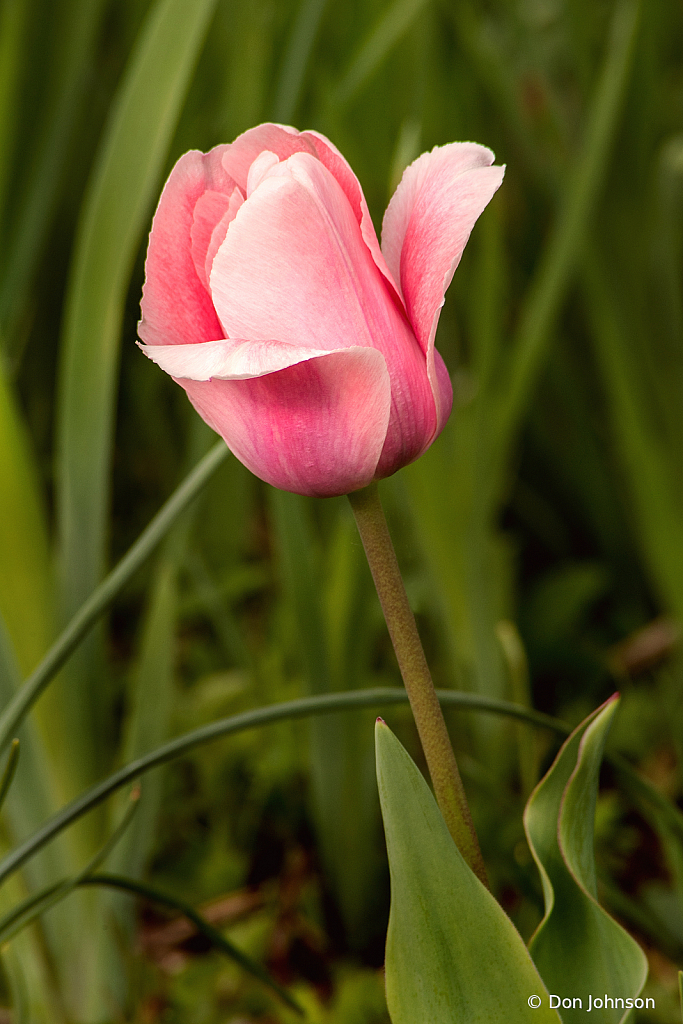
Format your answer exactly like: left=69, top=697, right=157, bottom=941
left=208, top=151, right=436, bottom=476
left=139, top=146, right=235, bottom=348
left=137, top=337, right=337, bottom=380
left=180, top=348, right=392, bottom=497
left=219, top=123, right=403, bottom=307
left=381, top=143, right=504, bottom=432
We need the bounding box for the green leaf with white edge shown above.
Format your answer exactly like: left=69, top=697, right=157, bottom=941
left=525, top=696, right=648, bottom=1023
left=375, top=719, right=561, bottom=1024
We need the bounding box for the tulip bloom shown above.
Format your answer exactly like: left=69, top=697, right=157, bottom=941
left=138, top=124, right=503, bottom=496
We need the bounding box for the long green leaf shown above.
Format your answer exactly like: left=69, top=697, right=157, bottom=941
left=0, top=362, right=53, bottom=678
left=0, top=0, right=108, bottom=342
left=376, top=719, right=561, bottom=1023
left=54, top=0, right=221, bottom=787
left=525, top=698, right=648, bottom=1022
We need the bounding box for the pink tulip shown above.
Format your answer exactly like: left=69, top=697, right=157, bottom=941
left=138, top=124, right=503, bottom=497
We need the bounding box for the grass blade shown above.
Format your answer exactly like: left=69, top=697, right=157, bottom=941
left=333, top=0, right=430, bottom=106
left=0, top=788, right=139, bottom=945
left=0, top=740, right=20, bottom=813
left=499, top=0, right=641, bottom=444
left=0, top=0, right=108, bottom=344
left=79, top=873, right=303, bottom=1014
left=0, top=441, right=228, bottom=753
left=274, top=0, right=329, bottom=122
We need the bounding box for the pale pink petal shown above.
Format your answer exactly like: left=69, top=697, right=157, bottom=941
left=381, top=143, right=504, bottom=432
left=137, top=337, right=336, bottom=380
left=246, top=150, right=279, bottom=196
left=139, top=146, right=236, bottom=347
left=220, top=123, right=403, bottom=306
left=209, top=150, right=437, bottom=473
left=181, top=348, right=392, bottom=497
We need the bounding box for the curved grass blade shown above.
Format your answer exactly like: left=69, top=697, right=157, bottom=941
left=78, top=873, right=303, bottom=1014
left=376, top=719, right=561, bottom=1023
left=0, top=686, right=679, bottom=903
left=0, top=739, right=19, bottom=813
left=0, top=440, right=228, bottom=754
left=0, top=687, right=564, bottom=890
left=0, top=787, right=139, bottom=946
left=525, top=697, right=648, bottom=1022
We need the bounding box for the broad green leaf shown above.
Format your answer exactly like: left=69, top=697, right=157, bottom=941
left=525, top=697, right=648, bottom=1023
left=376, top=720, right=561, bottom=1023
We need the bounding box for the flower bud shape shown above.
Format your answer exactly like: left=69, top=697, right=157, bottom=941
left=138, top=124, right=504, bottom=497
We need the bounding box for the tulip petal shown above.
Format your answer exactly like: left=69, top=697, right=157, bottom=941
left=220, top=123, right=403, bottom=306
left=190, top=189, right=232, bottom=291
left=180, top=347, right=392, bottom=497
left=139, top=146, right=237, bottom=348
left=382, top=144, right=504, bottom=430
left=208, top=150, right=437, bottom=475
left=137, top=337, right=335, bottom=380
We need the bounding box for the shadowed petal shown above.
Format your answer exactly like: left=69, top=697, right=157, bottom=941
left=139, top=146, right=236, bottom=348
left=181, top=347, right=392, bottom=497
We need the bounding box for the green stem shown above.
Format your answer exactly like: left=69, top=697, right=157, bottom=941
left=348, top=482, right=487, bottom=886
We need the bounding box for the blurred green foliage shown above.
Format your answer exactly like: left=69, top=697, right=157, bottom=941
left=0, top=0, right=682, bottom=1020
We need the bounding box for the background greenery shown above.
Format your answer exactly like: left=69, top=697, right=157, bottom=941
left=0, top=0, right=682, bottom=1019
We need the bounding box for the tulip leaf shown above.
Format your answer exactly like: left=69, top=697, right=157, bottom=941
left=524, top=696, right=648, bottom=1023
left=375, top=719, right=561, bottom=1023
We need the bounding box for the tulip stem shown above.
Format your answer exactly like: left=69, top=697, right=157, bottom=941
left=348, top=482, right=488, bottom=887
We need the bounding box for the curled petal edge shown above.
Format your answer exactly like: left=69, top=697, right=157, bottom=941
left=137, top=338, right=342, bottom=380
